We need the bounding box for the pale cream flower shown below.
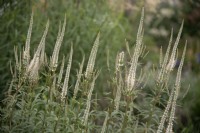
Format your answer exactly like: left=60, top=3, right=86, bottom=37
left=26, top=20, right=49, bottom=81
left=23, top=11, right=33, bottom=67
left=85, top=32, right=100, bottom=79
left=166, top=42, right=187, bottom=133
left=61, top=46, right=73, bottom=102
left=50, top=15, right=66, bottom=72
left=126, top=8, right=144, bottom=92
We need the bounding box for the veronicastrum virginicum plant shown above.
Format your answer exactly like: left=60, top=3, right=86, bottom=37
left=1, top=8, right=187, bottom=133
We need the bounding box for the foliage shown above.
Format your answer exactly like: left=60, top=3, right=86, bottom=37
left=0, top=0, right=31, bottom=99
left=0, top=0, right=132, bottom=100
left=0, top=8, right=188, bottom=133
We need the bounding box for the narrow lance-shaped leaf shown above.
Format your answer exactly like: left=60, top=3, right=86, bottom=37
left=27, top=20, right=49, bottom=72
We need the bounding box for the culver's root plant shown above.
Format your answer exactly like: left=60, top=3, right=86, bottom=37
left=0, top=9, right=187, bottom=133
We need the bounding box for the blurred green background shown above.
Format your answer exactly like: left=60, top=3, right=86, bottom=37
left=0, top=0, right=200, bottom=132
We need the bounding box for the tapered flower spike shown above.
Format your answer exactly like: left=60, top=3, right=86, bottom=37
left=136, top=8, right=144, bottom=49
left=114, top=51, right=124, bottom=109
left=157, top=87, right=174, bottom=133
left=166, top=42, right=187, bottom=133
left=166, top=21, right=184, bottom=72
left=82, top=73, right=99, bottom=126
left=23, top=11, right=33, bottom=67
left=114, top=52, right=124, bottom=111
left=50, top=15, right=66, bottom=72
left=85, top=32, right=100, bottom=79
left=27, top=20, right=49, bottom=81
left=126, top=8, right=144, bottom=92
left=163, top=28, right=173, bottom=67
left=158, top=28, right=173, bottom=83
left=73, top=56, right=85, bottom=99
left=61, top=46, right=73, bottom=102
left=27, top=20, right=49, bottom=72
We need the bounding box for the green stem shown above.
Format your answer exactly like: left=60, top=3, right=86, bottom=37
left=145, top=82, right=166, bottom=132
left=121, top=95, right=131, bottom=133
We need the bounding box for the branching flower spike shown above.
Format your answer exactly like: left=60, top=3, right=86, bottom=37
left=26, top=20, right=49, bottom=81
left=50, top=15, right=66, bottom=72
left=166, top=21, right=184, bottom=72
left=126, top=8, right=144, bottom=92
left=166, top=42, right=187, bottom=133
left=158, top=28, right=173, bottom=83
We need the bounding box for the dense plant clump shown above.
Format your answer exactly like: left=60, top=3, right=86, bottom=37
left=0, top=9, right=187, bottom=133
left=0, top=0, right=132, bottom=99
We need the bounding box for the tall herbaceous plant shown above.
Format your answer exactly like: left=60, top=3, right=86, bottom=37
left=0, top=9, right=187, bottom=133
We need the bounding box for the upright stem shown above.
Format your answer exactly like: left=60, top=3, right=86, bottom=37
left=121, top=95, right=131, bottom=133
left=145, top=82, right=167, bottom=132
